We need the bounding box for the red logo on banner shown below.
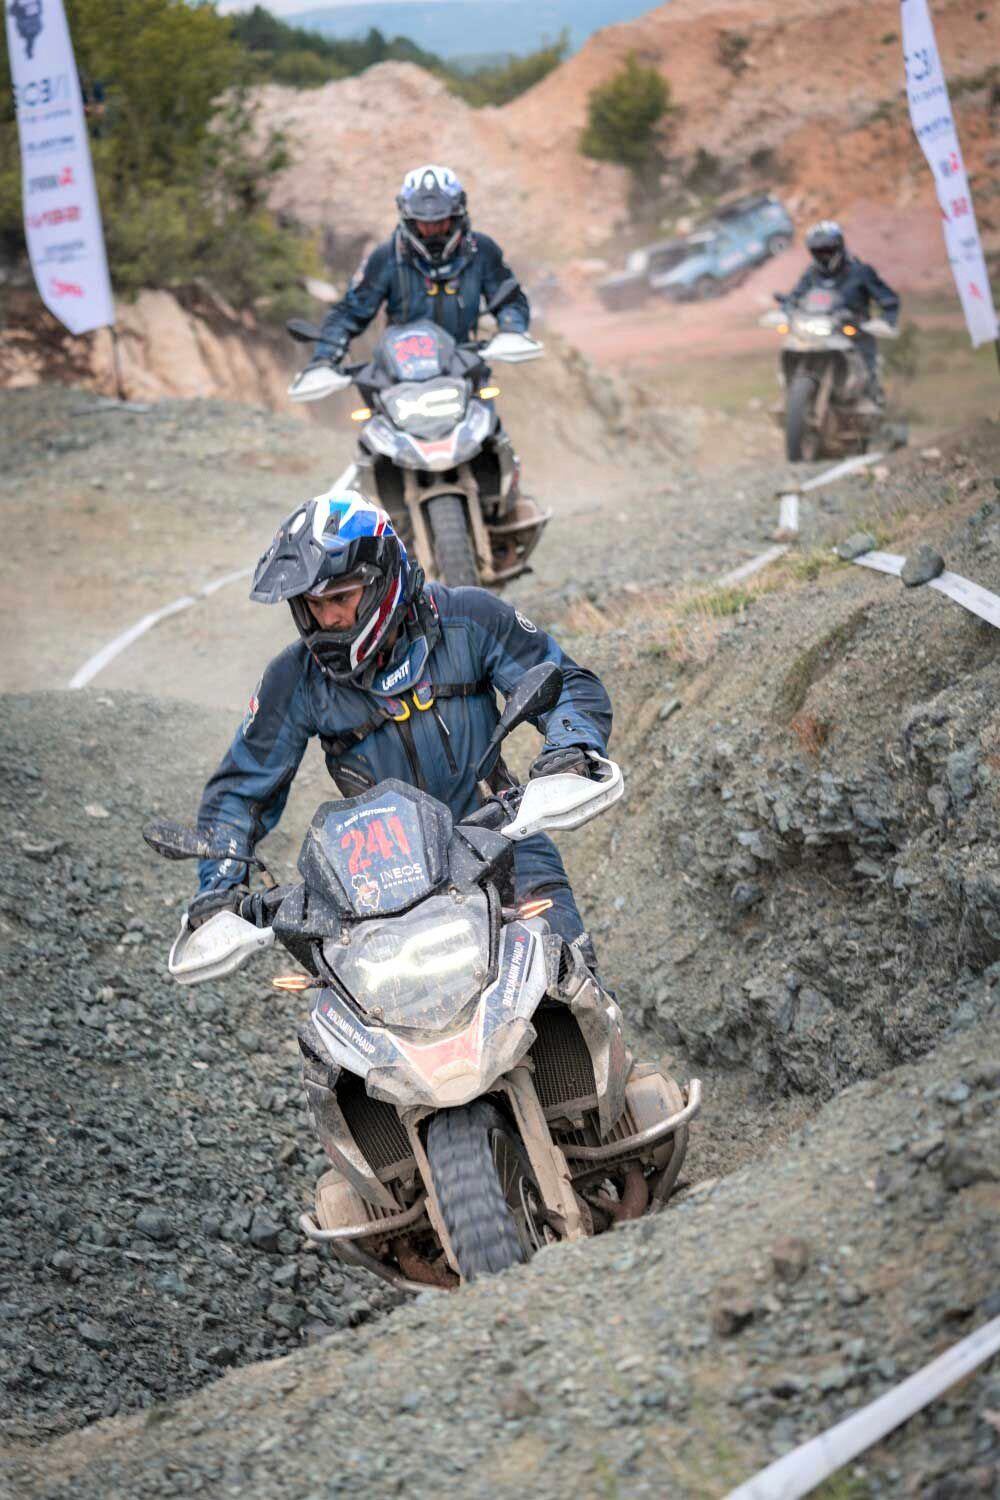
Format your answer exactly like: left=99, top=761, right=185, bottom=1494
left=28, top=205, right=81, bottom=229
left=50, top=277, right=84, bottom=298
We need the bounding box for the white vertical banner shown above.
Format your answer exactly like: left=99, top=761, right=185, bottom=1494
left=4, top=0, right=114, bottom=334
left=901, top=0, right=998, bottom=348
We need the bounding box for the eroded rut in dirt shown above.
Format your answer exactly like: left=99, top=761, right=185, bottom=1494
left=1, top=390, right=999, bottom=1497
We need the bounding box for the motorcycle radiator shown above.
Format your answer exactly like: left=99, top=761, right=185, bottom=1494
left=531, top=1006, right=598, bottom=1113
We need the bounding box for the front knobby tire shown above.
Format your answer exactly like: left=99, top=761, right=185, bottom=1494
left=786, top=372, right=818, bottom=462
left=426, top=493, right=478, bottom=587
left=425, top=1102, right=546, bottom=1280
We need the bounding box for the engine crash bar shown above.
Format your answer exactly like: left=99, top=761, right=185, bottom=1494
left=561, top=1079, right=702, bottom=1162
left=299, top=1194, right=428, bottom=1244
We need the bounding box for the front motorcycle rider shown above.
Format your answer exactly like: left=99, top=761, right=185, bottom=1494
left=305, top=163, right=530, bottom=375
left=781, top=221, right=900, bottom=399
left=187, top=490, right=610, bottom=990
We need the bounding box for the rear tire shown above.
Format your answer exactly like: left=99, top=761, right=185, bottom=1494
left=426, top=493, right=478, bottom=587
left=426, top=1102, right=547, bottom=1280
left=693, top=275, right=718, bottom=301
left=766, top=232, right=791, bottom=256
left=786, top=372, right=818, bottom=462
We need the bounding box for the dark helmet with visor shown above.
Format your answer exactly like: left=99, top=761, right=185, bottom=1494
left=805, top=220, right=846, bottom=276
left=396, top=163, right=469, bottom=273
left=250, top=491, right=418, bottom=683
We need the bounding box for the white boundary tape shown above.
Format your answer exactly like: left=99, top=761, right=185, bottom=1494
left=800, top=450, right=884, bottom=493
left=725, top=1314, right=1000, bottom=1500
left=777, top=453, right=886, bottom=541
left=718, top=544, right=789, bottom=588
left=852, top=550, right=1000, bottom=630
left=778, top=494, right=800, bottom=535
left=68, top=566, right=252, bottom=690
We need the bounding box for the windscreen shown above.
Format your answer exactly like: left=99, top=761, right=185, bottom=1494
left=322, top=890, right=490, bottom=1028
left=800, top=288, right=837, bottom=312
left=299, top=784, right=451, bottom=918
left=378, top=324, right=455, bottom=382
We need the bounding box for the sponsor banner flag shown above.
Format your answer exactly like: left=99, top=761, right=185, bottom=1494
left=4, top=0, right=114, bottom=334
left=901, top=0, right=998, bottom=347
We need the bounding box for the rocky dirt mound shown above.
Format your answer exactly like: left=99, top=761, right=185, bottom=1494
left=547, top=421, right=1000, bottom=1113
left=0, top=289, right=296, bottom=408
left=251, top=62, right=624, bottom=271
left=4, top=1020, right=997, bottom=1498
left=0, top=692, right=409, bottom=1444
left=255, top=0, right=997, bottom=280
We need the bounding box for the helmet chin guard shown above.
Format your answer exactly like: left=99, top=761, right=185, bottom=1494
left=805, top=219, right=846, bottom=276
left=250, top=490, right=418, bottom=683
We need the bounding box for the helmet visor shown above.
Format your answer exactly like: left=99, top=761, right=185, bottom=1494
left=812, top=244, right=842, bottom=271
left=304, top=569, right=371, bottom=601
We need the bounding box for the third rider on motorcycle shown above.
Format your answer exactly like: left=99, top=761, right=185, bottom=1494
left=781, top=220, right=900, bottom=401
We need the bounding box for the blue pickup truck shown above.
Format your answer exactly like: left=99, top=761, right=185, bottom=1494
left=598, top=194, right=794, bottom=310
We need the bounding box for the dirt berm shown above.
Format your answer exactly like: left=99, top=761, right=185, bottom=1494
left=1, top=402, right=999, bottom=1495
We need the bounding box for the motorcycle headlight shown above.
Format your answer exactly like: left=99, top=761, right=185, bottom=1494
left=795, top=315, right=834, bottom=337
left=383, top=379, right=469, bottom=439
left=322, top=891, right=490, bottom=1030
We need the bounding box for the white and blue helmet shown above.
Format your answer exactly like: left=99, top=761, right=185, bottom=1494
left=250, top=490, right=418, bottom=682
left=396, top=164, right=469, bottom=271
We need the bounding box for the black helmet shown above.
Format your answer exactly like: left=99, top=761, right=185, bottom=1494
left=250, top=491, right=419, bottom=683
left=396, top=163, right=469, bottom=273
left=805, top=220, right=846, bottom=276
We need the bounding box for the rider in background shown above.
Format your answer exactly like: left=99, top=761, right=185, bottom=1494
left=782, top=221, right=900, bottom=399
left=305, top=164, right=530, bottom=372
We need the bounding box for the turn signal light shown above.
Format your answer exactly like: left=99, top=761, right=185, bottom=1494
left=350, top=407, right=372, bottom=422
left=517, top=897, right=554, bottom=919
left=477, top=385, right=501, bottom=399
left=272, top=973, right=314, bottom=992
left=777, top=322, right=789, bottom=334
left=843, top=324, right=857, bottom=336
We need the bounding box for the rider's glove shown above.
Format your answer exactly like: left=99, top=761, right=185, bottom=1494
left=240, top=886, right=288, bottom=928
left=528, top=745, right=593, bottom=780
left=186, top=884, right=248, bottom=930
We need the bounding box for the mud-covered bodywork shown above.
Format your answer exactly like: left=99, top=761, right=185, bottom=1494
left=312, top=919, right=546, bottom=1109
left=289, top=315, right=549, bottom=587
left=154, top=735, right=699, bottom=1290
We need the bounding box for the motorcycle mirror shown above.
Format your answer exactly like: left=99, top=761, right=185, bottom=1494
left=285, top=318, right=326, bottom=344
left=142, top=819, right=254, bottom=864
left=474, top=663, right=563, bottom=779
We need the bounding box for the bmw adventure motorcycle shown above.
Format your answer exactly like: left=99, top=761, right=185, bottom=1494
left=146, top=665, right=699, bottom=1287
left=286, top=317, right=550, bottom=591
left=760, top=289, right=899, bottom=461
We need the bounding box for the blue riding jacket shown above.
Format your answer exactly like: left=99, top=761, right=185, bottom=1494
left=195, top=585, right=611, bottom=944
left=317, top=231, right=530, bottom=357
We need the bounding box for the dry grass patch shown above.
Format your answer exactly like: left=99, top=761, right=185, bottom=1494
left=790, top=711, right=832, bottom=756
left=563, top=570, right=785, bottom=671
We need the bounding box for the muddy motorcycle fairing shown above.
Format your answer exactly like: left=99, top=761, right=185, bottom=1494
left=151, top=665, right=700, bottom=1289
left=302, top=928, right=698, bottom=1288
left=761, top=296, right=899, bottom=461
left=288, top=318, right=551, bottom=588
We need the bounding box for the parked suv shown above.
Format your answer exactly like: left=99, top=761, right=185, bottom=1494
left=597, top=194, right=793, bottom=310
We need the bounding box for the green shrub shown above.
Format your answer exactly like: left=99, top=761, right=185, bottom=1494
left=0, top=0, right=317, bottom=316
left=580, top=53, right=671, bottom=172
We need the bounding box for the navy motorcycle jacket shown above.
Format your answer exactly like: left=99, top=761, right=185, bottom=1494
left=317, top=231, right=530, bottom=356
left=787, top=255, right=899, bottom=324
left=195, top=585, right=610, bottom=908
